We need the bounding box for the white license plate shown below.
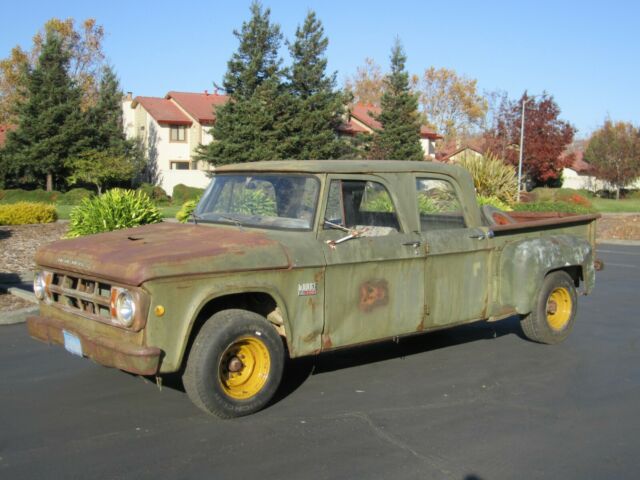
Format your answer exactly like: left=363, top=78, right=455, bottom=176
left=63, top=330, right=83, bottom=357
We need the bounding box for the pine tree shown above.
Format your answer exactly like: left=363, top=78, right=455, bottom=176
left=197, top=2, right=286, bottom=165
left=0, top=31, right=88, bottom=190
left=372, top=40, right=423, bottom=160
left=89, top=65, right=127, bottom=152
left=282, top=10, right=350, bottom=159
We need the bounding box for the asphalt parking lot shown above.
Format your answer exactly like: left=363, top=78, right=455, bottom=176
left=1, top=243, right=639, bottom=479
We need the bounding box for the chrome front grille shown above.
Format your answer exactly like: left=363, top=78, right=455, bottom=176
left=49, top=272, right=113, bottom=320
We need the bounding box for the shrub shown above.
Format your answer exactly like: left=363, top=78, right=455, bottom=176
left=66, top=189, right=162, bottom=238
left=176, top=199, right=200, bottom=223
left=233, top=189, right=277, bottom=216
left=477, top=195, right=513, bottom=211
left=529, top=188, right=593, bottom=208
left=0, top=188, right=61, bottom=203
left=512, top=201, right=594, bottom=215
left=139, top=183, right=170, bottom=204
left=0, top=202, right=57, bottom=225
left=172, top=184, right=205, bottom=204
left=456, top=152, right=517, bottom=205
left=59, top=188, right=93, bottom=205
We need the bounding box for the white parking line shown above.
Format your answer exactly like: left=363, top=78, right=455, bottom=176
left=605, top=263, right=639, bottom=269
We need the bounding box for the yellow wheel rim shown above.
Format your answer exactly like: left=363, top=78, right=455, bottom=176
left=218, top=337, right=271, bottom=400
left=546, top=287, right=572, bottom=331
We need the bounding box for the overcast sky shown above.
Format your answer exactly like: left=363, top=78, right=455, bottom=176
left=1, top=0, right=638, bottom=137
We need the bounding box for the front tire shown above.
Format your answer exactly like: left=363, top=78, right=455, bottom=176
left=520, top=271, right=577, bottom=344
left=183, top=309, right=285, bottom=418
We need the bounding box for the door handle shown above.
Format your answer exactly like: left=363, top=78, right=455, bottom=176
left=402, top=241, right=421, bottom=247
left=469, top=230, right=495, bottom=240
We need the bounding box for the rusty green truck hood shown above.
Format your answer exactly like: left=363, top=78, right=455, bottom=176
left=35, top=222, right=292, bottom=286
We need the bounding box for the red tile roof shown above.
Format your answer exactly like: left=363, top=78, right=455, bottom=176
left=565, top=150, right=593, bottom=174
left=166, top=91, right=229, bottom=125
left=0, top=124, right=16, bottom=147
left=347, top=103, right=441, bottom=139
left=131, top=96, right=192, bottom=126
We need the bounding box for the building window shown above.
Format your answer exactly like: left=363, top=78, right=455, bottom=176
left=170, top=125, right=186, bottom=142
left=170, top=161, right=190, bottom=170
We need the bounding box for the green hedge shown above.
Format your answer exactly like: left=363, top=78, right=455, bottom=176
left=0, top=202, right=58, bottom=225
left=0, top=188, right=93, bottom=205
left=172, top=184, right=205, bottom=204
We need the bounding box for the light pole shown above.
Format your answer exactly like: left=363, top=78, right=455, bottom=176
left=517, top=93, right=528, bottom=202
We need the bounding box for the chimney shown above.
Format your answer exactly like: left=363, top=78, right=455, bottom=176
left=204, top=89, right=209, bottom=96
left=125, top=91, right=133, bottom=101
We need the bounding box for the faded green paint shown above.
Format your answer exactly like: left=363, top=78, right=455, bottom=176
left=27, top=160, right=600, bottom=375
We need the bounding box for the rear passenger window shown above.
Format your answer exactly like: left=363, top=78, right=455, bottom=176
left=324, top=179, right=400, bottom=232
left=416, top=178, right=466, bottom=231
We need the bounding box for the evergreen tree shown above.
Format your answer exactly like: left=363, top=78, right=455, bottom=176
left=282, top=10, right=350, bottom=159
left=197, top=2, right=286, bottom=165
left=89, top=65, right=127, bottom=152
left=372, top=40, right=423, bottom=160
left=0, top=31, right=88, bottom=190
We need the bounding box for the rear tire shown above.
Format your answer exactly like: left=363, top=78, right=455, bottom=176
left=183, top=309, right=285, bottom=418
left=521, top=271, right=577, bottom=344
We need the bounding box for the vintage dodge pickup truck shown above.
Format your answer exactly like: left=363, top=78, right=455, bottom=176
left=28, top=161, right=600, bottom=417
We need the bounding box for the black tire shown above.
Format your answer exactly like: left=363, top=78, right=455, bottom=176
left=521, top=271, right=578, bottom=344
left=183, top=309, right=285, bottom=418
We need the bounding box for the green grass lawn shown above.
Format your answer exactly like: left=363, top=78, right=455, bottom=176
left=54, top=204, right=181, bottom=220
left=590, top=197, right=640, bottom=213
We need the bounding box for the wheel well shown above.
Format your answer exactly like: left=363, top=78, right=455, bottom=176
left=549, top=265, right=582, bottom=287
left=182, top=292, right=284, bottom=370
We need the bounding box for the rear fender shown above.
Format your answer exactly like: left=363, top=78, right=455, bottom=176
left=499, top=235, right=594, bottom=314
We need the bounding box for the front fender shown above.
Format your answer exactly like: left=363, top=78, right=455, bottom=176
left=499, top=235, right=594, bottom=314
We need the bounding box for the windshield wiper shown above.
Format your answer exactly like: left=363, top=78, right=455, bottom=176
left=323, top=219, right=350, bottom=232
left=219, top=215, right=243, bottom=228
left=190, top=212, right=202, bottom=225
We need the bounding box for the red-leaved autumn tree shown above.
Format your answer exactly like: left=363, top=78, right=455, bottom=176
left=483, top=92, right=575, bottom=185
left=584, top=120, right=640, bottom=199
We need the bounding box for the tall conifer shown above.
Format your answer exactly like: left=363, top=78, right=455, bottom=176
left=372, top=40, right=423, bottom=160
left=283, top=11, right=349, bottom=159
left=197, top=2, right=286, bottom=165
left=0, top=31, right=87, bottom=189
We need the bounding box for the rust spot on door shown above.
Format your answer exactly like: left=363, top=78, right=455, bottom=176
left=358, top=280, right=389, bottom=312
left=322, top=334, right=333, bottom=349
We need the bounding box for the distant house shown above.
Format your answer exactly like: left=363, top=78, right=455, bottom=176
left=123, top=95, right=443, bottom=193
left=435, top=142, right=484, bottom=163
left=338, top=104, right=442, bottom=159
left=122, top=91, right=228, bottom=194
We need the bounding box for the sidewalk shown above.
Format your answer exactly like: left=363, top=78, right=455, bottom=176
left=0, top=272, right=37, bottom=325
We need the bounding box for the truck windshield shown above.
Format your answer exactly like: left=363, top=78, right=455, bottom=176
left=194, top=174, right=320, bottom=230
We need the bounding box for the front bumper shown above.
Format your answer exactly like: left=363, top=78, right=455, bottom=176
left=27, top=314, right=162, bottom=375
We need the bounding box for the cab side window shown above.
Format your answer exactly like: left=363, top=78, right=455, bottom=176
left=415, top=178, right=466, bottom=231
left=325, top=179, right=400, bottom=232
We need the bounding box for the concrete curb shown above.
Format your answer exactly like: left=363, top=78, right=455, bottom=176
left=0, top=285, right=37, bottom=303
left=0, top=305, right=38, bottom=325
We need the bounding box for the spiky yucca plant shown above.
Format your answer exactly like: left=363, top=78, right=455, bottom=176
left=66, top=189, right=162, bottom=238
left=456, top=151, right=518, bottom=205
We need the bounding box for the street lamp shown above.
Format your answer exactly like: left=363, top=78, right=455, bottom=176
left=517, top=92, right=539, bottom=202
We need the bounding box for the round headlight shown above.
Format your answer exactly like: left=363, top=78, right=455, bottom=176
left=115, top=291, right=136, bottom=327
left=33, top=272, right=47, bottom=300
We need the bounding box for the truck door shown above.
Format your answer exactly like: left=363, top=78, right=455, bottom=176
left=318, top=175, right=426, bottom=349
left=414, top=176, right=492, bottom=327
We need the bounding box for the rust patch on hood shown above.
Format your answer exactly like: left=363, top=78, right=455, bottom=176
left=35, top=223, right=291, bottom=286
